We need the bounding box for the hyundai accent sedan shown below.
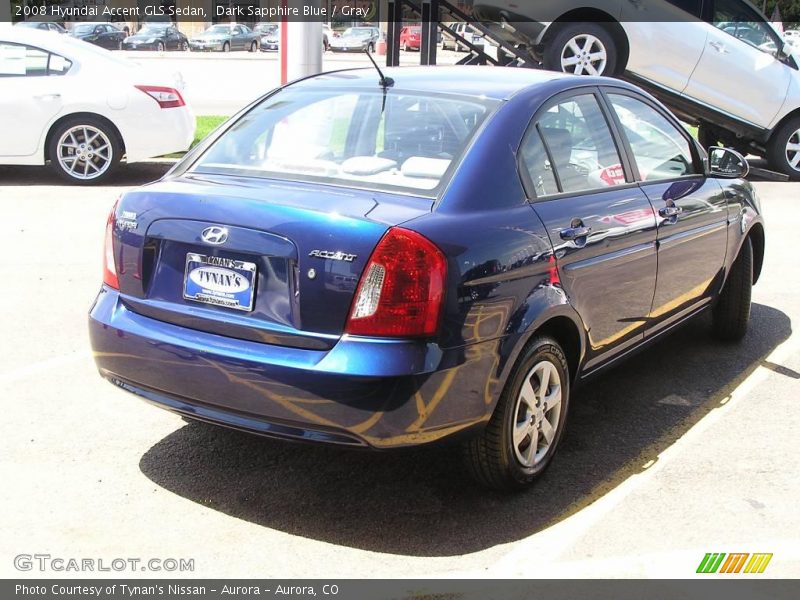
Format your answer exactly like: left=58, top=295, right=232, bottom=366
left=89, top=67, right=764, bottom=490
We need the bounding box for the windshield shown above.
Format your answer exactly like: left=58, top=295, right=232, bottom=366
left=190, top=88, right=497, bottom=196
left=206, top=25, right=232, bottom=34
left=72, top=24, right=95, bottom=35
left=139, top=25, right=167, bottom=35
left=343, top=28, right=373, bottom=38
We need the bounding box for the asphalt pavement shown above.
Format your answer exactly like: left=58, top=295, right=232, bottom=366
left=0, top=165, right=797, bottom=578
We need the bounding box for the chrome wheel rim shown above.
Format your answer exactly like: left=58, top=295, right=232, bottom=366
left=786, top=127, right=800, bottom=172
left=56, top=125, right=112, bottom=181
left=512, top=360, right=562, bottom=468
left=560, top=34, right=607, bottom=75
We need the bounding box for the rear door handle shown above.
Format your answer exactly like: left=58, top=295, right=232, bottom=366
left=709, top=41, right=729, bottom=54
left=658, top=205, right=681, bottom=218
left=559, top=225, right=591, bottom=240
left=33, top=93, right=61, bottom=101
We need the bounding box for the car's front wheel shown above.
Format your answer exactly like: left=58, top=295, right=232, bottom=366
left=48, top=117, right=121, bottom=184
left=222, top=42, right=230, bottom=52
left=464, top=336, right=570, bottom=490
left=767, top=116, right=800, bottom=180
left=156, top=41, right=164, bottom=52
left=181, top=41, right=189, bottom=51
left=543, top=22, right=618, bottom=76
left=712, top=237, right=753, bottom=342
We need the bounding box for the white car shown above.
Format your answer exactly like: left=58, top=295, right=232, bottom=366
left=473, top=0, right=800, bottom=178
left=0, top=27, right=195, bottom=183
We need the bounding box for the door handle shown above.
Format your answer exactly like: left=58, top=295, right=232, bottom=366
left=709, top=41, right=729, bottom=54
left=33, top=93, right=61, bottom=101
left=658, top=205, right=681, bottom=218
left=559, top=225, right=591, bottom=240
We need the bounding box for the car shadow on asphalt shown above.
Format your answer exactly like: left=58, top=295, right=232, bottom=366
left=0, top=162, right=173, bottom=187
left=139, top=303, right=791, bottom=557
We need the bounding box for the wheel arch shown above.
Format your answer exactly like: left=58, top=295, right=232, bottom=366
left=767, top=106, right=800, bottom=145
left=500, top=296, right=587, bottom=387
left=44, top=112, right=126, bottom=163
left=543, top=9, right=630, bottom=75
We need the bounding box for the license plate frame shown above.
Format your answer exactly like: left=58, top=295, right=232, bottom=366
left=182, top=253, right=257, bottom=312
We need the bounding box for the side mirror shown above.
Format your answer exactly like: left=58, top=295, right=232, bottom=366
left=708, top=146, right=749, bottom=179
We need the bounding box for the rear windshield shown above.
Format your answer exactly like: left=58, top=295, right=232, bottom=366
left=191, top=88, right=498, bottom=196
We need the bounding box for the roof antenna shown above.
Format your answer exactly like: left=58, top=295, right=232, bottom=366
left=365, top=48, right=394, bottom=89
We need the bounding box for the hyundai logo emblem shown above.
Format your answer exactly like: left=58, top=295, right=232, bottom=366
left=201, top=226, right=229, bottom=245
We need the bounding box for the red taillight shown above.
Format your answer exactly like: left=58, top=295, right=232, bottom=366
left=345, top=227, right=446, bottom=338
left=103, top=201, right=119, bottom=290
left=135, top=85, right=185, bottom=109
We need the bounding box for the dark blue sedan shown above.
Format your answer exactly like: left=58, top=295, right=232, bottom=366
left=89, top=67, right=764, bottom=490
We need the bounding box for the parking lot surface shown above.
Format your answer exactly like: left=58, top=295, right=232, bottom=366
left=0, top=165, right=798, bottom=577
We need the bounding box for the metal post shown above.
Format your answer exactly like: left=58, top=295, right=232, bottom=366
left=420, top=0, right=438, bottom=65
left=386, top=0, right=402, bottom=67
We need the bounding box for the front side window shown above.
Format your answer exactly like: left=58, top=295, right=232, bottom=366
left=712, top=0, right=779, bottom=53
left=191, top=88, right=497, bottom=195
left=522, top=93, right=626, bottom=195
left=608, top=94, right=696, bottom=181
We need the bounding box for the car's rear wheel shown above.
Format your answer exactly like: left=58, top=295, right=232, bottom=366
left=712, top=237, right=753, bottom=342
left=766, top=116, right=800, bottom=180
left=543, top=22, right=618, bottom=76
left=48, top=117, right=121, bottom=184
left=368, top=42, right=375, bottom=53
left=156, top=41, right=164, bottom=52
left=249, top=40, right=258, bottom=52
left=464, top=336, right=570, bottom=490
left=181, top=41, right=189, bottom=51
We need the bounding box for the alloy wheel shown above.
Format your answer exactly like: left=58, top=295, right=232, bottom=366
left=560, top=34, right=607, bottom=75
left=512, top=360, right=562, bottom=468
left=785, top=127, right=800, bottom=173
left=56, top=125, right=113, bottom=181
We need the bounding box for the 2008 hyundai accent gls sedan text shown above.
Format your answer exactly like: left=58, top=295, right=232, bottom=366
left=89, top=66, right=765, bottom=490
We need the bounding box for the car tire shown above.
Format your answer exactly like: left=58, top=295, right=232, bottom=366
left=181, top=41, right=189, bottom=51
left=47, top=116, right=121, bottom=185
left=156, top=41, right=164, bottom=52
left=464, top=336, right=570, bottom=490
left=223, top=42, right=230, bottom=53
left=712, top=237, right=753, bottom=342
left=249, top=40, right=258, bottom=52
left=368, top=42, right=375, bottom=53
left=766, top=116, right=800, bottom=180
left=543, top=22, right=619, bottom=76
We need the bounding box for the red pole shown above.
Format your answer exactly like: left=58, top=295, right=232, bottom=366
left=280, top=0, right=289, bottom=85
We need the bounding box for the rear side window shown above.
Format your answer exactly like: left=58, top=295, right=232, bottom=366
left=520, top=93, right=626, bottom=197
left=0, top=43, right=72, bottom=77
left=192, top=88, right=497, bottom=196
left=608, top=94, right=696, bottom=181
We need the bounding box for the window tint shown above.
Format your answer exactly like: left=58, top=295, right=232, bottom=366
left=712, top=0, right=778, bottom=52
left=608, top=94, right=695, bottom=181
left=534, top=94, right=626, bottom=194
left=193, top=89, right=497, bottom=195
left=0, top=43, right=70, bottom=77
left=520, top=128, right=559, bottom=197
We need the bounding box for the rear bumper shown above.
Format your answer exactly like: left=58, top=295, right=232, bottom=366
left=121, top=104, right=195, bottom=162
left=89, top=288, right=495, bottom=449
